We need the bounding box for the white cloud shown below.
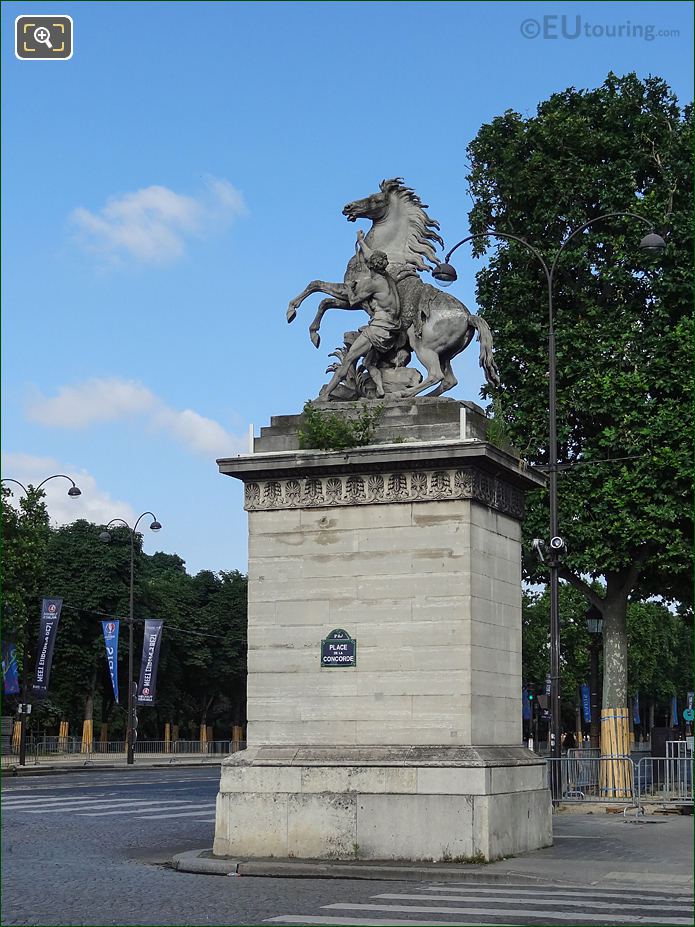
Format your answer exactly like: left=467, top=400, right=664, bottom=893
left=1, top=452, right=136, bottom=528
left=27, top=378, right=155, bottom=428
left=153, top=407, right=243, bottom=456
left=70, top=177, right=247, bottom=265
left=25, top=378, right=246, bottom=458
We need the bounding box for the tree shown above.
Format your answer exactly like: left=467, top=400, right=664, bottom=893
left=43, top=520, right=134, bottom=736
left=466, top=73, right=692, bottom=719
left=523, top=588, right=692, bottom=728
left=1, top=486, right=51, bottom=689
left=178, top=570, right=248, bottom=736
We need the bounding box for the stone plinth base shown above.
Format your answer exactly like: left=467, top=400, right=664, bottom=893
left=213, top=745, right=552, bottom=862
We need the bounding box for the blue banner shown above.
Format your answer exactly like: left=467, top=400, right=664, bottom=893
left=581, top=683, right=591, bottom=724
left=2, top=641, right=20, bottom=695
left=32, top=597, right=62, bottom=698
left=101, top=621, right=119, bottom=703
left=136, top=619, right=163, bottom=706
left=671, top=695, right=678, bottom=727
left=633, top=693, right=641, bottom=725
left=522, top=688, right=531, bottom=721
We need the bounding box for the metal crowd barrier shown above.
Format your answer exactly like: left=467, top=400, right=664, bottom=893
left=635, top=756, right=693, bottom=805
left=546, top=754, right=636, bottom=803
left=9, top=738, right=246, bottom=766
left=546, top=753, right=693, bottom=808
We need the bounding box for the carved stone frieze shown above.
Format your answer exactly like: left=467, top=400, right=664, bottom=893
left=243, top=466, right=524, bottom=519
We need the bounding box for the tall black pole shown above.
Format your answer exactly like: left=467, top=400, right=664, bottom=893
left=101, top=511, right=160, bottom=766
left=547, top=283, right=562, bottom=788
left=127, top=534, right=135, bottom=765
left=18, top=636, right=29, bottom=767
left=436, top=213, right=661, bottom=801
left=589, top=639, right=601, bottom=749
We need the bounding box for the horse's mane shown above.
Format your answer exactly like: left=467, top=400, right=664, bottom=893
left=380, top=177, right=444, bottom=268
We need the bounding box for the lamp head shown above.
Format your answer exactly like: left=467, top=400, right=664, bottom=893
left=639, top=232, right=667, bottom=253
left=67, top=486, right=81, bottom=497
left=432, top=262, right=457, bottom=287
left=99, top=530, right=112, bottom=544
left=149, top=520, right=162, bottom=532
left=585, top=605, right=603, bottom=636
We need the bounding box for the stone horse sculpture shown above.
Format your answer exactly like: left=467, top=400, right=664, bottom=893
left=286, top=178, right=500, bottom=397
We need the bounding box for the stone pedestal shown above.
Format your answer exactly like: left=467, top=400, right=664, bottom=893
left=215, top=399, right=551, bottom=861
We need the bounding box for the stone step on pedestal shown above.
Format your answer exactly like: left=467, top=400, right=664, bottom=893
left=254, top=399, right=488, bottom=453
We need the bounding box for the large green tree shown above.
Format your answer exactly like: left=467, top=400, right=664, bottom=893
left=1, top=486, right=51, bottom=681
left=466, top=73, right=692, bottom=711
left=42, top=520, right=134, bottom=733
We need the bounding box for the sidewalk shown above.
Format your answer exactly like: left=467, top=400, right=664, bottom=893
left=1, top=754, right=224, bottom=775
left=172, top=809, right=694, bottom=888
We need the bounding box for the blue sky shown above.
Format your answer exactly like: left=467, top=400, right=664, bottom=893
left=2, top=0, right=693, bottom=576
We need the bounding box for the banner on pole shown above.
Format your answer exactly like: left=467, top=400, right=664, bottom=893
left=136, top=619, right=163, bottom=706
left=2, top=641, right=20, bottom=695
left=101, top=621, right=120, bottom=703
left=32, top=597, right=63, bottom=698
left=670, top=695, right=678, bottom=727
left=632, top=693, right=641, bottom=725
left=580, top=683, right=591, bottom=724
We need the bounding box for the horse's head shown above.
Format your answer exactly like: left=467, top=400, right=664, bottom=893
left=342, top=183, right=391, bottom=223
left=343, top=178, right=444, bottom=270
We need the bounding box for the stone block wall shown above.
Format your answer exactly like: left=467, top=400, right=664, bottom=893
left=246, top=496, right=522, bottom=747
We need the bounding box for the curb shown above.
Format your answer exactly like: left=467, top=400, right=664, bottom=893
left=170, top=849, right=586, bottom=885
left=1, top=761, right=223, bottom=777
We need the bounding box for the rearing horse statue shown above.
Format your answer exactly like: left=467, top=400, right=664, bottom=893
left=287, top=178, right=500, bottom=398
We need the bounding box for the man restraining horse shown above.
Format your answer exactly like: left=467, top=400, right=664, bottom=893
left=318, top=235, right=403, bottom=400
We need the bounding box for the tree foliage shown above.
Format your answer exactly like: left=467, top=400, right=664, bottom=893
left=523, top=586, right=692, bottom=714
left=1, top=501, right=248, bottom=740
left=466, top=73, right=693, bottom=708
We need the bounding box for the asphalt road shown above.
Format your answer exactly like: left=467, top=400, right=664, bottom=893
left=1, top=768, right=692, bottom=927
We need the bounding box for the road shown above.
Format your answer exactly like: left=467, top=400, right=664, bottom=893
left=1, top=767, right=692, bottom=926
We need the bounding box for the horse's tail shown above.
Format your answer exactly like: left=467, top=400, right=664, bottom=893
left=469, top=314, right=501, bottom=388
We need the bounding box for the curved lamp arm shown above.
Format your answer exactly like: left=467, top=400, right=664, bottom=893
left=436, top=213, right=663, bottom=288
left=549, top=211, right=659, bottom=278
left=2, top=474, right=81, bottom=497
left=443, top=231, right=550, bottom=285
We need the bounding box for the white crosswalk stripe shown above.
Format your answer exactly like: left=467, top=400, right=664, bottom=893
left=139, top=808, right=217, bottom=819
left=2, top=794, right=215, bottom=821
left=423, top=884, right=692, bottom=901
left=80, top=803, right=214, bottom=817
left=3, top=798, right=184, bottom=810
left=265, top=881, right=695, bottom=926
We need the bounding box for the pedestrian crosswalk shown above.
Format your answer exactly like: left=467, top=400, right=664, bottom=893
left=1, top=792, right=216, bottom=822
left=264, top=880, right=695, bottom=926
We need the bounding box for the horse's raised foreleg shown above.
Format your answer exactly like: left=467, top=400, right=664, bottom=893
left=287, top=281, right=348, bottom=323
left=309, top=298, right=349, bottom=348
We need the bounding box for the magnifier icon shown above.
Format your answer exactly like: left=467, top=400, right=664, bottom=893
left=34, top=26, right=53, bottom=48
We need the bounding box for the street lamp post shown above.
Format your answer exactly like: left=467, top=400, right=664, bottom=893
left=432, top=215, right=665, bottom=796
left=1, top=474, right=82, bottom=767
left=586, top=606, right=604, bottom=750
left=99, top=513, right=161, bottom=765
